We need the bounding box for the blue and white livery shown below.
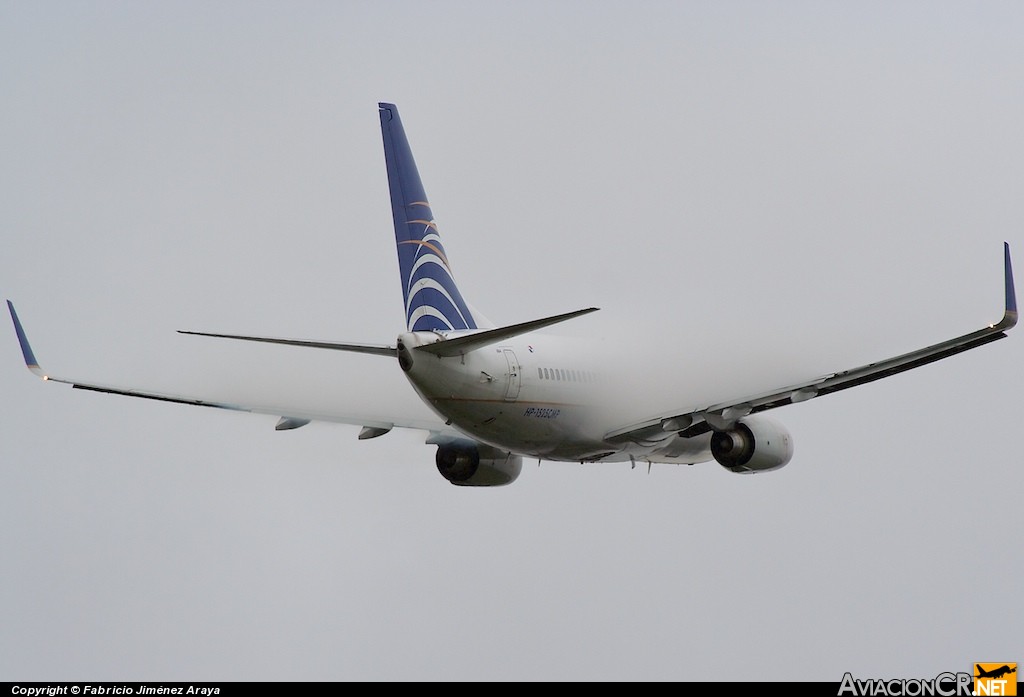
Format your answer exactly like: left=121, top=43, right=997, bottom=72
left=380, top=103, right=478, bottom=332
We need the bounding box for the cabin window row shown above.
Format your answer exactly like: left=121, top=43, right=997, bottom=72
left=537, top=367, right=597, bottom=382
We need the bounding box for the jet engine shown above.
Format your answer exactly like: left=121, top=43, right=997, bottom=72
left=435, top=438, right=522, bottom=486
left=710, top=416, right=793, bottom=474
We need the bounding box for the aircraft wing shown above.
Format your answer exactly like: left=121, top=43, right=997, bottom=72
left=607, top=243, right=1017, bottom=444
left=6, top=300, right=453, bottom=437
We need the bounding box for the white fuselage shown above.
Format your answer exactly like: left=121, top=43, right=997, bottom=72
left=398, top=330, right=713, bottom=464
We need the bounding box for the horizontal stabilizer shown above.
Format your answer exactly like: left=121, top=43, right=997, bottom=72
left=178, top=330, right=397, bottom=357
left=414, top=307, right=599, bottom=357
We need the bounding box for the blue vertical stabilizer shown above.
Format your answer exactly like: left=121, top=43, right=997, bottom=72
left=379, top=103, right=478, bottom=332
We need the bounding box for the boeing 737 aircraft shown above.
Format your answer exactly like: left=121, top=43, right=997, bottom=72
left=7, top=103, right=1018, bottom=486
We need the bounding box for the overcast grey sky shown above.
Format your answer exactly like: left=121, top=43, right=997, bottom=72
left=2, top=1, right=1021, bottom=682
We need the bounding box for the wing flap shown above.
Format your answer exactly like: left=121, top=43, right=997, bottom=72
left=71, top=383, right=249, bottom=411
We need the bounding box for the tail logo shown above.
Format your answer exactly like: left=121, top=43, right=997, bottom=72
left=398, top=213, right=476, bottom=332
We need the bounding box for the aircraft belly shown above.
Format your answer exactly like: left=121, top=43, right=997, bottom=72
left=427, top=398, right=613, bottom=460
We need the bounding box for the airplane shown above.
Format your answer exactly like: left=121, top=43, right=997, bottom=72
left=6, top=102, right=1019, bottom=486
left=976, top=665, right=1017, bottom=680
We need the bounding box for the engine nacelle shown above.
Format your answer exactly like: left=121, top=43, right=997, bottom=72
left=710, top=416, right=793, bottom=474
left=435, top=438, right=523, bottom=486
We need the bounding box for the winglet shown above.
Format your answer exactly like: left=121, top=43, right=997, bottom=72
left=1001, top=242, right=1017, bottom=330
left=6, top=300, right=47, bottom=379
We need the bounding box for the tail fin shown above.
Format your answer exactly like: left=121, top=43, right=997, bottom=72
left=379, top=103, right=479, bottom=332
